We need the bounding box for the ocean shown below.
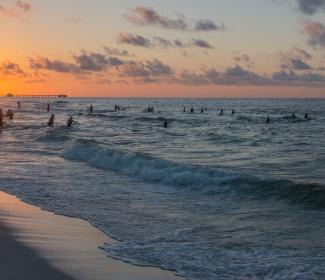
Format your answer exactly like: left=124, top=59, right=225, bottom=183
left=0, top=98, right=324, bottom=279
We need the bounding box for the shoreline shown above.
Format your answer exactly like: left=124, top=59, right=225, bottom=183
left=0, top=191, right=183, bottom=280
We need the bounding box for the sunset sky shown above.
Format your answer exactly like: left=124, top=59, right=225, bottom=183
left=1, top=0, right=325, bottom=97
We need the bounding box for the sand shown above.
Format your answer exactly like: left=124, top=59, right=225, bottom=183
left=0, top=191, right=183, bottom=280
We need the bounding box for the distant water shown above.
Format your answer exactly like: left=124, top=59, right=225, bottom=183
left=1, top=98, right=325, bottom=280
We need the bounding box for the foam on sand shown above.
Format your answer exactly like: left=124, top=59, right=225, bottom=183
left=0, top=191, right=182, bottom=280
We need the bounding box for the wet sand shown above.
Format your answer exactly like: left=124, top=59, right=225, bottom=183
left=0, top=191, right=182, bottom=280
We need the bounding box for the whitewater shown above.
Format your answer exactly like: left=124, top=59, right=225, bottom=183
left=0, top=98, right=325, bottom=280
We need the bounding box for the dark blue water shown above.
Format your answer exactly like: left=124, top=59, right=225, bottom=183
left=1, top=98, right=325, bottom=279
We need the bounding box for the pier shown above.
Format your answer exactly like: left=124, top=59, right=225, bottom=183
left=6, top=93, right=68, bottom=98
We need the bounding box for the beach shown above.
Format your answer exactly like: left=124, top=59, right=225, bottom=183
left=0, top=191, right=182, bottom=280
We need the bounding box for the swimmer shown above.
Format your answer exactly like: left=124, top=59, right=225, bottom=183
left=67, top=116, right=74, bottom=127
left=0, top=109, right=3, bottom=127
left=6, top=109, right=14, bottom=120
left=219, top=109, right=224, bottom=116
left=48, top=114, right=55, bottom=126
left=47, top=103, right=50, bottom=112
left=89, top=104, right=94, bottom=113
left=266, top=115, right=271, bottom=123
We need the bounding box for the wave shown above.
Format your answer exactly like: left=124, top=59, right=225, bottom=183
left=36, top=126, right=71, bottom=142
left=63, top=140, right=325, bottom=208
left=85, top=113, right=128, bottom=120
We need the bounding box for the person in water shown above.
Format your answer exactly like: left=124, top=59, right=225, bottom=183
left=67, top=116, right=74, bottom=127
left=17, top=101, right=21, bottom=109
left=48, top=114, right=55, bottom=126
left=6, top=109, right=14, bottom=120
left=201, top=107, right=204, bottom=113
left=219, top=109, right=224, bottom=116
left=232, top=109, right=235, bottom=115
left=291, top=112, right=296, bottom=118
left=266, top=115, right=271, bottom=123
left=0, top=109, right=3, bottom=127
left=89, top=104, right=93, bottom=113
left=47, top=103, right=50, bottom=112
left=304, top=112, right=309, bottom=119
left=163, top=119, right=168, bottom=128
left=183, top=106, right=186, bottom=113
left=190, top=107, right=194, bottom=113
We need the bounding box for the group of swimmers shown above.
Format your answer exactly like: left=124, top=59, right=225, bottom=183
left=266, top=112, right=310, bottom=123
left=1, top=101, right=312, bottom=131
left=184, top=106, right=236, bottom=116
left=0, top=108, right=15, bottom=128
left=147, top=106, right=154, bottom=113
left=47, top=113, right=74, bottom=127
left=0, top=101, right=22, bottom=128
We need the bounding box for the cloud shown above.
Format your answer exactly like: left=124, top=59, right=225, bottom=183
left=118, top=59, right=173, bottom=79
left=29, top=50, right=126, bottom=74
left=152, top=36, right=176, bottom=48
left=29, top=57, right=81, bottom=73
left=125, top=6, right=188, bottom=31
left=104, top=47, right=132, bottom=57
left=291, top=47, right=312, bottom=60
left=73, top=51, right=124, bottom=71
left=297, top=0, right=325, bottom=15
left=117, top=32, right=214, bottom=49
left=234, top=53, right=254, bottom=67
left=195, top=19, right=225, bottom=31
left=276, top=48, right=313, bottom=70
left=125, top=6, right=224, bottom=32
left=117, top=32, right=152, bottom=47
left=0, top=61, right=26, bottom=77
left=191, top=39, right=214, bottom=49
left=0, top=0, right=31, bottom=19
left=302, top=20, right=325, bottom=48
left=15, top=0, right=31, bottom=12
left=289, top=58, right=312, bottom=70
left=174, top=65, right=270, bottom=86
left=272, top=69, right=325, bottom=83
left=0, top=5, right=20, bottom=18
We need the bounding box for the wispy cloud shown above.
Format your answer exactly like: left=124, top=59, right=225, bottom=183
left=191, top=38, right=214, bottom=49
left=195, top=19, right=225, bottom=31
left=302, top=20, right=325, bottom=48
left=15, top=0, right=31, bottom=12
left=276, top=48, right=313, bottom=70
left=104, top=47, right=132, bottom=57
left=29, top=57, right=81, bottom=73
left=297, top=0, right=325, bottom=15
left=117, top=32, right=214, bottom=49
left=29, top=51, right=126, bottom=74
left=117, top=32, right=152, bottom=47
left=0, top=0, right=31, bottom=19
left=125, top=6, right=225, bottom=32
left=0, top=61, right=26, bottom=77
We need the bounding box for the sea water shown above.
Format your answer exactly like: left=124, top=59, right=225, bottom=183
left=0, top=98, right=324, bottom=279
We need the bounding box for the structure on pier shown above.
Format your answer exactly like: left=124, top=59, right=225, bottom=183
left=6, top=93, right=68, bottom=98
